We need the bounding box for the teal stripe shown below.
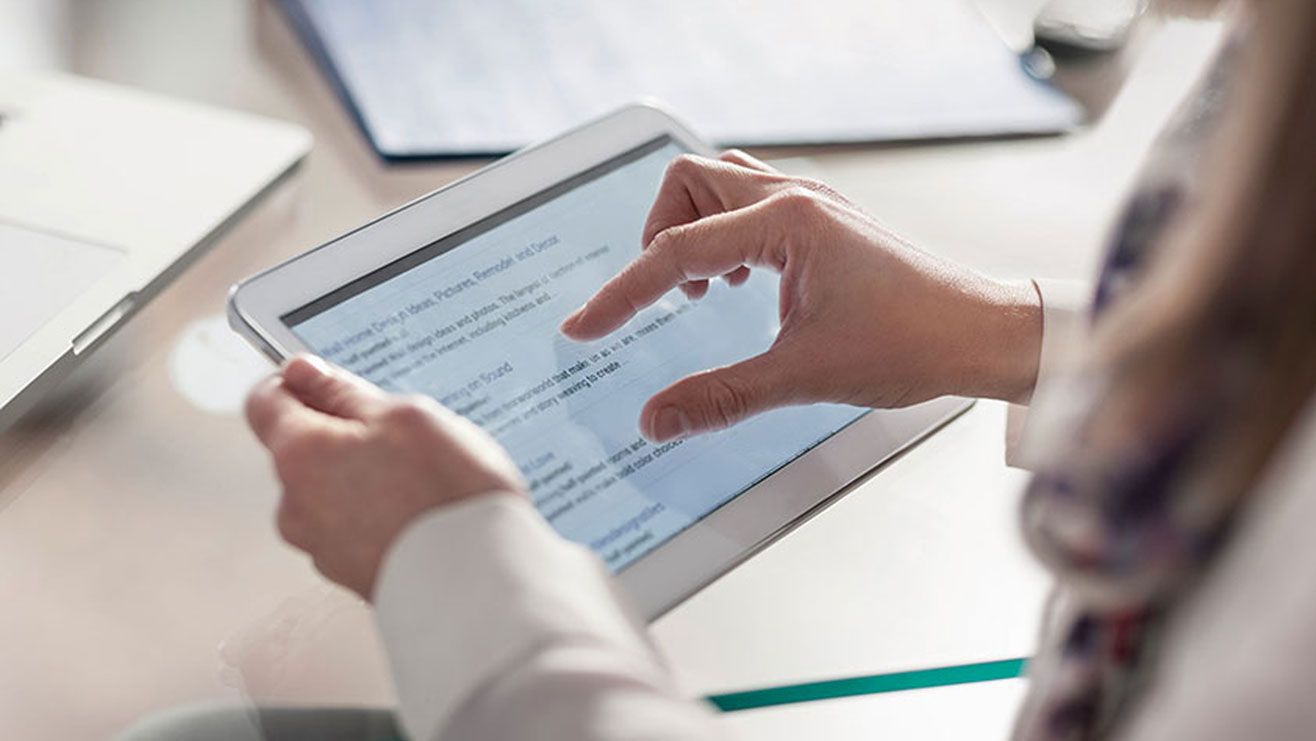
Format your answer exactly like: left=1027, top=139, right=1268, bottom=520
left=704, top=657, right=1029, bottom=712
left=383, top=657, right=1029, bottom=739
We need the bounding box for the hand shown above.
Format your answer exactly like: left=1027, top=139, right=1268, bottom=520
left=245, top=355, right=526, bottom=599
left=560, top=151, right=1041, bottom=443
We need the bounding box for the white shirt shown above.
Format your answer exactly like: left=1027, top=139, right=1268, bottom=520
left=374, top=495, right=726, bottom=740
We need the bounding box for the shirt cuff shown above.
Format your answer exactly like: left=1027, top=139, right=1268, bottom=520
left=1005, top=278, right=1090, bottom=468
left=373, top=495, right=659, bottom=741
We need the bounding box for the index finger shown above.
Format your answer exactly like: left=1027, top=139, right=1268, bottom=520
left=641, top=153, right=791, bottom=248
left=281, top=355, right=389, bottom=421
left=245, top=374, right=334, bottom=451
left=561, top=196, right=790, bottom=340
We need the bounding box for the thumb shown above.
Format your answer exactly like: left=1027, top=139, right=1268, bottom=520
left=280, top=354, right=389, bottom=421
left=639, top=350, right=795, bottom=442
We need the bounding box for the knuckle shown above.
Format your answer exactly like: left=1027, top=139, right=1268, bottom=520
left=720, top=149, right=758, bottom=170
left=702, top=374, right=752, bottom=429
left=274, top=501, right=303, bottom=544
left=790, top=176, right=832, bottom=196
left=787, top=177, right=850, bottom=209
left=315, top=375, right=353, bottom=407
left=647, top=225, right=689, bottom=259
left=646, top=228, right=675, bottom=256
left=638, top=231, right=690, bottom=284
left=381, top=397, right=437, bottom=430
left=774, top=186, right=824, bottom=220
left=272, top=429, right=331, bottom=471
left=665, top=153, right=704, bottom=180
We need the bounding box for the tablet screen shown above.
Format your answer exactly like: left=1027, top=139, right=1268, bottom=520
left=284, top=137, right=865, bottom=571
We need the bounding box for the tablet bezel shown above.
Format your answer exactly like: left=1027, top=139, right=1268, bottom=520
left=228, top=103, right=972, bottom=620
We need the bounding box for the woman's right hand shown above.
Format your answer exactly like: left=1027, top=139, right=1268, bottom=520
left=560, top=151, right=1042, bottom=443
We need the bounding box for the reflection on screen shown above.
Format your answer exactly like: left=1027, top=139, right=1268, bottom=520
left=286, top=138, right=865, bottom=571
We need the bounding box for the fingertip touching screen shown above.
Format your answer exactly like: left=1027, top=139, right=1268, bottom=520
left=284, top=137, right=866, bottom=571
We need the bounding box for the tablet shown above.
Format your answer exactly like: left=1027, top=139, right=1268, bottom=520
left=228, top=104, right=971, bottom=619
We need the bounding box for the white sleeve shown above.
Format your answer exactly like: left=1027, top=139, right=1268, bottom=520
left=1005, top=278, right=1091, bottom=469
left=373, top=495, right=728, bottom=741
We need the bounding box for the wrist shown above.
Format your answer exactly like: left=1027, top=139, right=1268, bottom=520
left=369, top=489, right=528, bottom=600
left=954, top=278, right=1042, bottom=404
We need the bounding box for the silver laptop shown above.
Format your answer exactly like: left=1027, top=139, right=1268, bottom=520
left=0, top=71, right=310, bottom=428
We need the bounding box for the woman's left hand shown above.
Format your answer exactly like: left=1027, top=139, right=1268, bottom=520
left=244, top=355, right=526, bottom=599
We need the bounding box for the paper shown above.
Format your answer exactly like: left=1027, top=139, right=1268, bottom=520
left=281, top=0, right=1083, bottom=157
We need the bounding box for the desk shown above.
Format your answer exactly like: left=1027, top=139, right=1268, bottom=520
left=0, top=3, right=1222, bottom=738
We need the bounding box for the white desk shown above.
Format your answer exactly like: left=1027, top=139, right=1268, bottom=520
left=0, top=3, right=1222, bottom=738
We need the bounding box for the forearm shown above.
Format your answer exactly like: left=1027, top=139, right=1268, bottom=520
left=445, top=641, right=727, bottom=741
left=374, top=496, right=727, bottom=741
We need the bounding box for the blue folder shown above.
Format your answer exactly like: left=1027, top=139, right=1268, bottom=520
left=279, top=0, right=1083, bottom=160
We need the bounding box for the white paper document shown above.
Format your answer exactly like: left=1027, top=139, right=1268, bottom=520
left=284, top=0, right=1083, bottom=157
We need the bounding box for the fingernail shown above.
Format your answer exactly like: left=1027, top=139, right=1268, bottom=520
left=650, top=406, right=691, bottom=442
left=559, top=307, right=584, bottom=333
left=294, top=354, right=333, bottom=378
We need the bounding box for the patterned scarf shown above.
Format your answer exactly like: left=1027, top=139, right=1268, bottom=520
left=1011, top=35, right=1247, bottom=741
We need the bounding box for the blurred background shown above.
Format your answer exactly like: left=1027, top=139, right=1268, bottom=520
left=0, top=2, right=1225, bottom=738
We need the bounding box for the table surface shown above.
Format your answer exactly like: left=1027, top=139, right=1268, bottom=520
left=0, top=2, right=1224, bottom=738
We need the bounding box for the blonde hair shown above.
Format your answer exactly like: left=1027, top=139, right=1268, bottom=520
left=1091, top=0, right=1316, bottom=520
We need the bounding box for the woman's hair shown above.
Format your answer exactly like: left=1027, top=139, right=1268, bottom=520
left=1010, top=5, right=1316, bottom=735
left=1091, top=0, right=1316, bottom=535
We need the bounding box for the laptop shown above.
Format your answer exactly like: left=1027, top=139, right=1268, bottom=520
left=0, top=71, right=310, bottom=429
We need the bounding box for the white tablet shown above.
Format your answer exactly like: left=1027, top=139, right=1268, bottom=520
left=228, top=104, right=971, bottom=619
